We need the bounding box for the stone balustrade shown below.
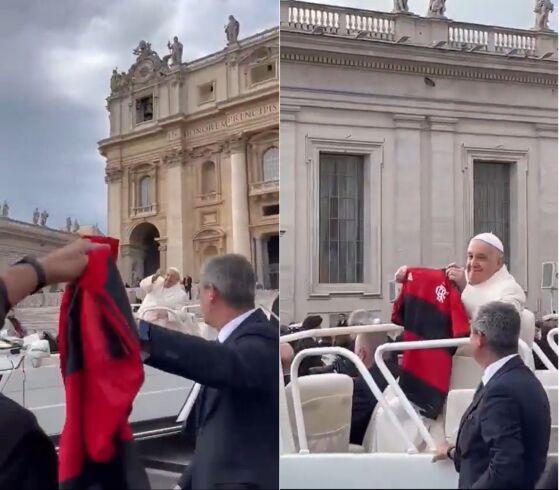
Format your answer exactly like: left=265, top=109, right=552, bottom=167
left=449, top=22, right=537, bottom=54
left=249, top=179, right=280, bottom=196
left=131, top=203, right=157, bottom=217
left=281, top=0, right=557, bottom=58
left=284, top=1, right=395, bottom=40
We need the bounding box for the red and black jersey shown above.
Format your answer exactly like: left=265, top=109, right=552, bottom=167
left=391, top=267, right=470, bottom=419
left=57, top=237, right=149, bottom=489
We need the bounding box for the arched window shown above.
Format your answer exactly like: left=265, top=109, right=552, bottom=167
left=203, top=245, right=218, bottom=259
left=262, top=147, right=279, bottom=182
left=138, top=176, right=150, bottom=208
left=201, top=161, right=217, bottom=194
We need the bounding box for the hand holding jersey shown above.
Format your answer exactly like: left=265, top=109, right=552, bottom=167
left=395, top=233, right=525, bottom=319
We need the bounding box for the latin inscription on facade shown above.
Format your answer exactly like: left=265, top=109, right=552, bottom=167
left=185, top=102, right=278, bottom=138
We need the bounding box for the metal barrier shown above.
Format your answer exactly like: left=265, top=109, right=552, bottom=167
left=548, top=328, right=558, bottom=354
left=533, top=341, right=557, bottom=371
left=280, top=323, right=402, bottom=344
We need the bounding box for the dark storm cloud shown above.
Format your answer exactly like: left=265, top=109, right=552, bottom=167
left=0, top=0, right=278, bottom=232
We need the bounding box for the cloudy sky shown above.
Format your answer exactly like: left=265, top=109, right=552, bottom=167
left=0, top=0, right=277, bottom=232
left=0, top=1, right=556, bottom=233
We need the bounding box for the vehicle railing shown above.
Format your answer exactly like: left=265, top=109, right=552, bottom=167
left=258, top=303, right=280, bottom=323
left=280, top=323, right=403, bottom=344
left=374, top=337, right=534, bottom=452
left=289, top=346, right=419, bottom=454
left=547, top=328, right=558, bottom=354
left=533, top=341, right=557, bottom=371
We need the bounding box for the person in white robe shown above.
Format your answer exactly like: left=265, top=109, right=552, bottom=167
left=445, top=233, right=525, bottom=318
left=396, top=233, right=525, bottom=318
left=137, top=267, right=188, bottom=325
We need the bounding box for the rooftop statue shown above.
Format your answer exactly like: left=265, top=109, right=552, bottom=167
left=73, top=218, right=80, bottom=233
left=393, top=0, right=410, bottom=14
left=427, top=0, right=447, bottom=18
left=40, top=210, right=49, bottom=227
left=163, top=36, right=183, bottom=67
left=109, top=67, right=130, bottom=95
left=1, top=201, right=8, bottom=217
left=225, top=15, right=240, bottom=46
left=133, top=40, right=154, bottom=59
left=66, top=216, right=72, bottom=232
left=32, top=208, right=40, bottom=225
left=534, top=0, right=554, bottom=31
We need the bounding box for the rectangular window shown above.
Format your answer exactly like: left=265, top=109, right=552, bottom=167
left=319, top=153, right=364, bottom=283
left=198, top=81, right=216, bottom=104
left=250, top=62, right=276, bottom=85
left=263, top=204, right=279, bottom=216
left=474, top=161, right=510, bottom=265
left=136, top=95, right=153, bottom=123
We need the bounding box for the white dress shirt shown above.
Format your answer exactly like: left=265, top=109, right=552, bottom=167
left=217, top=308, right=257, bottom=344
left=481, top=353, right=518, bottom=386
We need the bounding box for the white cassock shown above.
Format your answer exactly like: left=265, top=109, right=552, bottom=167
left=457, top=265, right=530, bottom=356
left=137, top=274, right=188, bottom=323
left=461, top=264, right=526, bottom=319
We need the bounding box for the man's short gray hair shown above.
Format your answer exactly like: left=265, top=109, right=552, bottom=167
left=201, top=254, right=255, bottom=309
left=472, top=301, right=520, bottom=356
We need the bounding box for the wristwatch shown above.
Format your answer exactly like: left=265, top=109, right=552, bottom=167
left=14, top=256, right=47, bottom=294
left=446, top=445, right=456, bottom=460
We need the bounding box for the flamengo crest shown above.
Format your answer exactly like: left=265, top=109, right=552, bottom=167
left=435, top=284, right=448, bottom=303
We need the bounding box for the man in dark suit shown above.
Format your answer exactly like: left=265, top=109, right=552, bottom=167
left=433, top=301, right=551, bottom=489
left=139, top=254, right=279, bottom=489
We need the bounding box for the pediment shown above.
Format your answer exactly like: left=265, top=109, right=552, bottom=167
left=193, top=227, right=225, bottom=241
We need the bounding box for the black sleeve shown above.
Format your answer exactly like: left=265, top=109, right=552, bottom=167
left=145, top=324, right=277, bottom=391
left=0, top=431, right=58, bottom=490
left=0, top=277, right=9, bottom=326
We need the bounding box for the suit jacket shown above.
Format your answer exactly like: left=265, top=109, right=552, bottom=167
left=454, top=356, right=550, bottom=489
left=145, top=309, right=279, bottom=490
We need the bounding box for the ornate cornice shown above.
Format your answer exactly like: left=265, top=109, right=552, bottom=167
left=186, top=143, right=224, bottom=160
left=226, top=133, right=248, bottom=154
left=281, top=49, right=558, bottom=87
left=162, top=147, right=185, bottom=167
left=105, top=167, right=123, bottom=183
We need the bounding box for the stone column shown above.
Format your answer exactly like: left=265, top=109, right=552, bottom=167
left=105, top=167, right=123, bottom=266
left=429, top=117, right=458, bottom=266
left=393, top=115, right=425, bottom=266
left=254, top=235, right=264, bottom=285
left=164, top=151, right=186, bottom=275
left=156, top=238, right=168, bottom=273
left=229, top=138, right=251, bottom=259
left=535, top=124, right=558, bottom=310
left=120, top=244, right=133, bottom=284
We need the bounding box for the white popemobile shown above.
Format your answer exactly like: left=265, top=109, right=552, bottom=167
left=279, top=316, right=558, bottom=489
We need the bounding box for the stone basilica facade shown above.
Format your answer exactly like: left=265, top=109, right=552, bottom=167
left=280, top=1, right=557, bottom=323
left=99, top=23, right=279, bottom=287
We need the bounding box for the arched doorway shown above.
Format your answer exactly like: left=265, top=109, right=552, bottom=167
left=129, top=222, right=160, bottom=281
